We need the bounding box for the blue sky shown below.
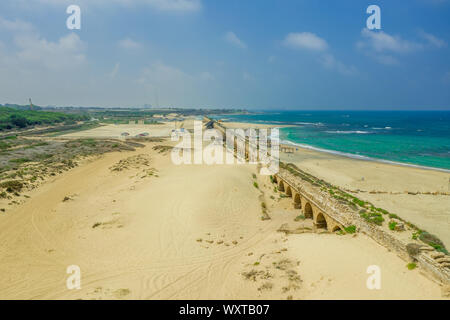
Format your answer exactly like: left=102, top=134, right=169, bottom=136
left=0, top=0, right=449, bottom=109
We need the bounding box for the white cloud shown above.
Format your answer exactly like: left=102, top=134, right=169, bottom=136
left=242, top=71, right=255, bottom=81
left=357, top=28, right=422, bottom=53
left=0, top=17, right=33, bottom=32
left=418, top=30, right=446, bottom=48
left=118, top=38, right=142, bottom=49
left=224, top=31, right=247, bottom=49
left=0, top=17, right=86, bottom=71
left=282, top=31, right=355, bottom=76
left=319, top=54, right=358, bottom=76
left=283, top=32, right=328, bottom=51
left=24, top=0, right=202, bottom=13
left=199, top=71, right=214, bottom=81
left=109, top=62, right=120, bottom=78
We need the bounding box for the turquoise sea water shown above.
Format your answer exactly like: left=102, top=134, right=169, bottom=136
left=212, top=111, right=450, bottom=172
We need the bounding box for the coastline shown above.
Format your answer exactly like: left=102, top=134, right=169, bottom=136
left=0, top=135, right=446, bottom=299
left=219, top=120, right=450, bottom=248
left=215, top=114, right=450, bottom=173
left=280, top=139, right=450, bottom=174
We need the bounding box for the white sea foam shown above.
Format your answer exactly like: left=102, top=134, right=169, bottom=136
left=325, top=130, right=371, bottom=134
left=280, top=139, right=450, bottom=173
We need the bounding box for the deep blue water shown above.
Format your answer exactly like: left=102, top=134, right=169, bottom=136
left=212, top=111, right=450, bottom=171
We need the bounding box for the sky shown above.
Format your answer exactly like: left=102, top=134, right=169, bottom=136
left=0, top=0, right=449, bottom=110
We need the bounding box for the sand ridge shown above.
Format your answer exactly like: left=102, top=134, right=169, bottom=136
left=0, top=138, right=446, bottom=299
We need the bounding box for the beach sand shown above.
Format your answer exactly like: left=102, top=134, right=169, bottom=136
left=0, top=134, right=446, bottom=299
left=279, top=146, right=450, bottom=248
left=61, top=123, right=177, bottom=139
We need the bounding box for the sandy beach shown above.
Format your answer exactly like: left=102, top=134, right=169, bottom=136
left=0, top=126, right=446, bottom=299
left=278, top=143, right=450, bottom=248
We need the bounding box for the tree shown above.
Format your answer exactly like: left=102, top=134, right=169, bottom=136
left=9, top=114, right=28, bottom=128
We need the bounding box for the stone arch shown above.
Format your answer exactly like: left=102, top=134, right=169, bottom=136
left=331, top=225, right=342, bottom=232
left=304, top=202, right=313, bottom=219
left=315, top=212, right=328, bottom=230
left=293, top=193, right=301, bottom=209
left=278, top=180, right=285, bottom=192
left=285, top=185, right=292, bottom=197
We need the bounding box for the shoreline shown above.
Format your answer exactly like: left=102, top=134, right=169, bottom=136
left=0, top=121, right=448, bottom=299
left=280, top=139, right=450, bottom=174
left=218, top=119, right=449, bottom=173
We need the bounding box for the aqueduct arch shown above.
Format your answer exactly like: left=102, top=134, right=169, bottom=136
left=285, top=185, right=292, bottom=197
left=331, top=225, right=342, bottom=232
left=293, top=193, right=301, bottom=209
left=271, top=173, right=347, bottom=233
left=304, top=202, right=313, bottom=219
left=315, top=212, right=328, bottom=229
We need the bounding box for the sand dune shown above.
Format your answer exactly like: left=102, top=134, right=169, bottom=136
left=0, top=140, right=445, bottom=299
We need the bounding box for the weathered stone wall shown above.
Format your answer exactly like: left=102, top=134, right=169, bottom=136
left=275, top=168, right=450, bottom=286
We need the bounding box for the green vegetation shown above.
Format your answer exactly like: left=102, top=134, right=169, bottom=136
left=0, top=107, right=90, bottom=131
left=252, top=173, right=257, bottom=179
left=294, top=215, right=305, bottom=221
left=344, top=225, right=356, bottom=234
left=253, top=182, right=259, bottom=189
left=407, top=263, right=417, bottom=270
left=389, top=221, right=397, bottom=231
left=9, top=158, right=31, bottom=164
left=0, top=180, right=23, bottom=193
left=412, top=230, right=422, bottom=240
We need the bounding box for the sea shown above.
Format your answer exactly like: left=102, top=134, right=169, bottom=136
left=212, top=111, right=450, bottom=172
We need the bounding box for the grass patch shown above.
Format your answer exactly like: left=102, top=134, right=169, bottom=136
left=407, top=263, right=417, bottom=270
left=0, top=180, right=23, bottom=193
left=389, top=221, right=397, bottom=231
left=9, top=158, right=31, bottom=164
left=344, top=225, right=356, bottom=234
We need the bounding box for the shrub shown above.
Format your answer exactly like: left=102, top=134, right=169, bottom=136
left=352, top=198, right=366, bottom=207
left=344, top=225, right=356, bottom=234
left=419, top=232, right=445, bottom=247
left=412, top=231, right=422, bottom=240
left=9, top=158, right=31, bottom=164
left=407, top=263, right=417, bottom=270
left=389, top=221, right=397, bottom=231
left=252, top=173, right=257, bottom=179
left=406, top=243, right=421, bottom=257
left=253, top=182, right=259, bottom=189
left=0, top=180, right=23, bottom=193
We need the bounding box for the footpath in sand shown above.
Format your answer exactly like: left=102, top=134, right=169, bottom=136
left=0, top=141, right=445, bottom=299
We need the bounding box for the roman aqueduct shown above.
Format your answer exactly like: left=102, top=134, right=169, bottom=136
left=272, top=174, right=346, bottom=233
